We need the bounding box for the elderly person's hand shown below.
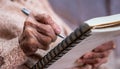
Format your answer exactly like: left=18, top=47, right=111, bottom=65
left=74, top=41, right=115, bottom=69
left=19, top=13, right=61, bottom=56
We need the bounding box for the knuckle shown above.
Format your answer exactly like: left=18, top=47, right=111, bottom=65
left=46, top=25, right=51, bottom=28
left=24, top=20, right=33, bottom=27
left=37, top=36, right=50, bottom=50
left=45, top=25, right=57, bottom=41
left=35, top=13, right=50, bottom=20
left=45, top=25, right=52, bottom=33
left=42, top=37, right=51, bottom=45
left=95, top=58, right=101, bottom=63
left=52, top=35, right=57, bottom=42
left=24, top=28, right=31, bottom=36
left=19, top=29, right=31, bottom=44
left=25, top=20, right=37, bottom=29
left=35, top=14, right=54, bottom=25
left=25, top=27, right=33, bottom=33
left=83, top=52, right=93, bottom=59
left=41, top=13, right=50, bottom=19
left=41, top=45, right=49, bottom=50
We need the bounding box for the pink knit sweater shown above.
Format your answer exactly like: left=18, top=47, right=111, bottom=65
left=0, top=0, right=71, bottom=69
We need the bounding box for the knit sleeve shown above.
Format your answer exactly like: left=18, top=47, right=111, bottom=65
left=0, top=38, right=27, bottom=69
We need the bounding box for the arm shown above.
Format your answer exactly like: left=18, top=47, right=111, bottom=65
left=0, top=5, right=63, bottom=68
left=0, top=38, right=27, bottom=69
left=0, top=9, right=27, bottom=68
left=0, top=10, right=24, bottom=40
left=0, top=0, right=75, bottom=68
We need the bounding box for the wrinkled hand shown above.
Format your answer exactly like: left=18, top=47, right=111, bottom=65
left=75, top=41, right=115, bottom=69
left=19, top=13, right=61, bottom=56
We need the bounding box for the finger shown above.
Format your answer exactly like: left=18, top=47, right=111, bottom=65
left=24, top=15, right=37, bottom=27
left=83, top=51, right=111, bottom=59
left=81, top=52, right=93, bottom=59
left=36, top=24, right=57, bottom=42
left=92, top=57, right=108, bottom=69
left=72, top=64, right=92, bottom=69
left=25, top=26, right=50, bottom=50
left=76, top=58, right=100, bottom=65
left=25, top=17, right=57, bottom=42
left=33, top=31, right=51, bottom=50
left=93, top=41, right=115, bottom=52
left=75, top=59, right=85, bottom=67
left=34, top=14, right=61, bottom=35
left=82, top=58, right=101, bottom=64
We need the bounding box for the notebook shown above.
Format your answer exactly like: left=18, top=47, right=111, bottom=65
left=48, top=14, right=120, bottom=69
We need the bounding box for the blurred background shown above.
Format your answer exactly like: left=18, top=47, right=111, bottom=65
left=48, top=0, right=120, bottom=69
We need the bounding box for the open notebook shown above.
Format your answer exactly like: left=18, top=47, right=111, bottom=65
left=46, top=14, right=120, bottom=69
left=31, top=14, right=120, bottom=69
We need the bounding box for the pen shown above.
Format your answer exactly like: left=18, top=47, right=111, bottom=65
left=21, top=8, right=64, bottom=39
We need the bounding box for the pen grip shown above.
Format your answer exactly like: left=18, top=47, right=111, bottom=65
left=31, top=23, right=92, bottom=69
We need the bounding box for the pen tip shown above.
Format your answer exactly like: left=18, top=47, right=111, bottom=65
left=58, top=35, right=64, bottom=38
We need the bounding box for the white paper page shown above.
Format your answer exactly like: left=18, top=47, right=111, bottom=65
left=48, top=30, right=120, bottom=69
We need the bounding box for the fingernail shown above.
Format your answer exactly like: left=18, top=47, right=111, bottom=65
left=56, top=28, right=61, bottom=35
